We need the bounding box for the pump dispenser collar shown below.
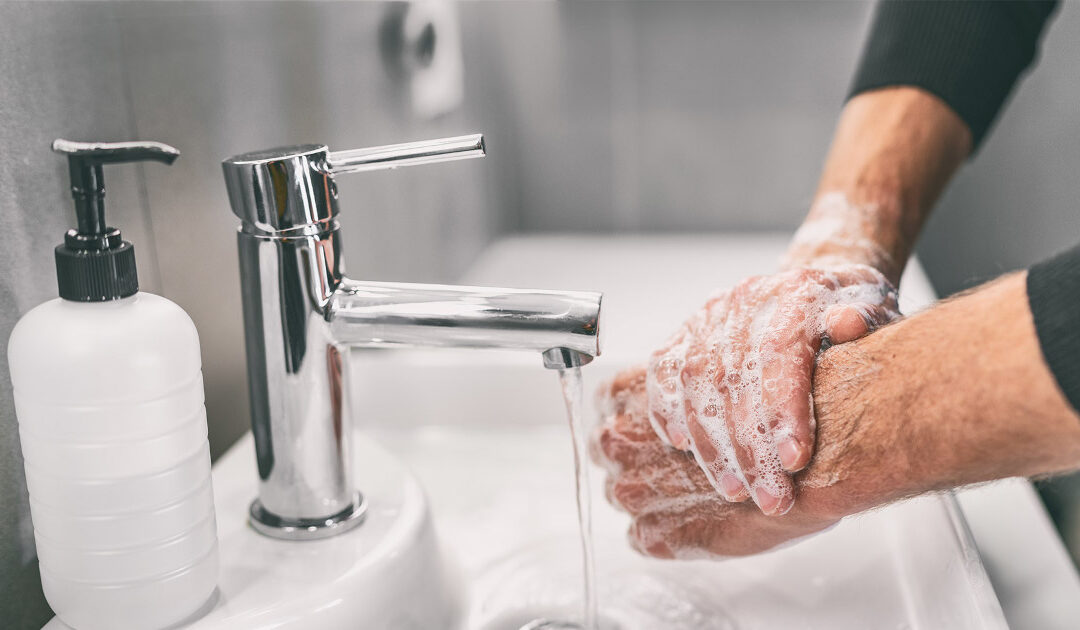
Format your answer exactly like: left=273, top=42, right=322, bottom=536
left=51, top=139, right=179, bottom=302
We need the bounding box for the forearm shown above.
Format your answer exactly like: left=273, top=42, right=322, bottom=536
left=802, top=272, right=1080, bottom=519
left=784, top=87, right=971, bottom=284
left=792, top=0, right=1061, bottom=283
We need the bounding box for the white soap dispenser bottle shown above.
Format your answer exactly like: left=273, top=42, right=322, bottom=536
left=7, top=140, right=218, bottom=630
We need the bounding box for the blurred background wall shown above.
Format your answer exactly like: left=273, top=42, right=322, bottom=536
left=2, top=2, right=1079, bottom=625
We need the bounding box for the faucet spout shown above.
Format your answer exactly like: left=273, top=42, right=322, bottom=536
left=328, top=280, right=601, bottom=361
left=542, top=347, right=593, bottom=370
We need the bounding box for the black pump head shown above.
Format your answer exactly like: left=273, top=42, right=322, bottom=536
left=51, top=139, right=179, bottom=301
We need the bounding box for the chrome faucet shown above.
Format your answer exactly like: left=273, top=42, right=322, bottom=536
left=222, top=134, right=602, bottom=540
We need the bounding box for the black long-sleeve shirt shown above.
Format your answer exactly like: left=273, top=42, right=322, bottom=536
left=849, top=1, right=1080, bottom=411
left=851, top=0, right=1058, bottom=151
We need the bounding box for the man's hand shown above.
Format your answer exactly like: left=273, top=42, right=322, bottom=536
left=596, top=367, right=839, bottom=558
left=598, top=273, right=1080, bottom=559
left=646, top=262, right=897, bottom=515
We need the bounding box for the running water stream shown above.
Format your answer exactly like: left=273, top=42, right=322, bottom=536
left=558, top=366, right=598, bottom=630
left=498, top=366, right=738, bottom=630
left=516, top=366, right=599, bottom=630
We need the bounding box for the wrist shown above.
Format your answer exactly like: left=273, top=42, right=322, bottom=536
left=782, top=192, right=905, bottom=283
left=796, top=272, right=1080, bottom=524
left=794, top=335, right=916, bottom=522
left=790, top=87, right=972, bottom=285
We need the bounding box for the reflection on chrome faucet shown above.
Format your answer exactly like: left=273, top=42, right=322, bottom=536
left=222, top=135, right=602, bottom=540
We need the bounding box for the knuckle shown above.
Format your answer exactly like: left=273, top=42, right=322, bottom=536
left=597, top=428, right=621, bottom=461
left=588, top=427, right=608, bottom=466
left=612, top=480, right=649, bottom=513
left=629, top=514, right=676, bottom=559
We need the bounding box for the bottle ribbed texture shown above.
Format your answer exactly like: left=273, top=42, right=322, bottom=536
left=15, top=370, right=217, bottom=630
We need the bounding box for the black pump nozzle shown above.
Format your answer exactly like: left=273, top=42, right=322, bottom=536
left=53, top=139, right=179, bottom=248
left=50, top=139, right=179, bottom=302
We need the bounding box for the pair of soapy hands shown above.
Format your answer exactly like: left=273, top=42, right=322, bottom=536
left=591, top=242, right=900, bottom=558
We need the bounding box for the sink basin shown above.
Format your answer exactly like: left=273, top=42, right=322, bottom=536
left=376, top=425, right=1005, bottom=629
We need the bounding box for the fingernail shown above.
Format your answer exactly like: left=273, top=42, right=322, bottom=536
left=754, top=487, right=782, bottom=514
left=778, top=438, right=806, bottom=471
left=669, top=429, right=689, bottom=450
left=719, top=473, right=745, bottom=500
left=647, top=540, right=675, bottom=559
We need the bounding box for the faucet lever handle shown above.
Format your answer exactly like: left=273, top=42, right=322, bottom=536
left=222, top=133, right=485, bottom=234
left=327, top=133, right=484, bottom=175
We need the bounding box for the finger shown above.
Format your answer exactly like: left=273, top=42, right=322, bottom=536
left=596, top=378, right=679, bottom=471
left=722, top=287, right=796, bottom=516
left=630, top=506, right=737, bottom=560
left=631, top=497, right=837, bottom=559
left=607, top=366, right=649, bottom=412
left=606, top=427, right=718, bottom=515
left=702, top=509, right=838, bottom=558
left=679, top=298, right=750, bottom=502
left=595, top=413, right=649, bottom=471
left=604, top=475, right=618, bottom=509
left=591, top=369, right=654, bottom=470
left=646, top=321, right=697, bottom=449
left=823, top=302, right=896, bottom=344
left=681, top=333, right=750, bottom=503
left=759, top=304, right=818, bottom=474
left=714, top=288, right=764, bottom=502
left=612, top=470, right=716, bottom=516
left=612, top=479, right=656, bottom=514
left=610, top=365, right=648, bottom=393
left=594, top=366, right=648, bottom=424
left=687, top=412, right=750, bottom=501
left=628, top=513, right=677, bottom=559
left=647, top=292, right=731, bottom=450
left=588, top=423, right=609, bottom=468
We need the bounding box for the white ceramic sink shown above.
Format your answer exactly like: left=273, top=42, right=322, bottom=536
left=376, top=425, right=1004, bottom=629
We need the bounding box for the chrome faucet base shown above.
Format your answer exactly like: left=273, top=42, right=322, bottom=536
left=248, top=493, right=368, bottom=541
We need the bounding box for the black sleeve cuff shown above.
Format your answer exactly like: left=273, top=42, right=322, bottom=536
left=849, top=0, right=1058, bottom=152
left=1028, top=243, right=1080, bottom=413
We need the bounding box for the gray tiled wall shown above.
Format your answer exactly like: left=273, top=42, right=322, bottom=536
left=492, top=1, right=873, bottom=232
left=497, top=1, right=1080, bottom=296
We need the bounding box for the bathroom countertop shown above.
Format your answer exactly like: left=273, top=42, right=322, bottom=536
left=453, top=233, right=1080, bottom=630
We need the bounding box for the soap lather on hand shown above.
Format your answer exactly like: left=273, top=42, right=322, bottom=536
left=646, top=193, right=900, bottom=516
left=592, top=366, right=841, bottom=558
